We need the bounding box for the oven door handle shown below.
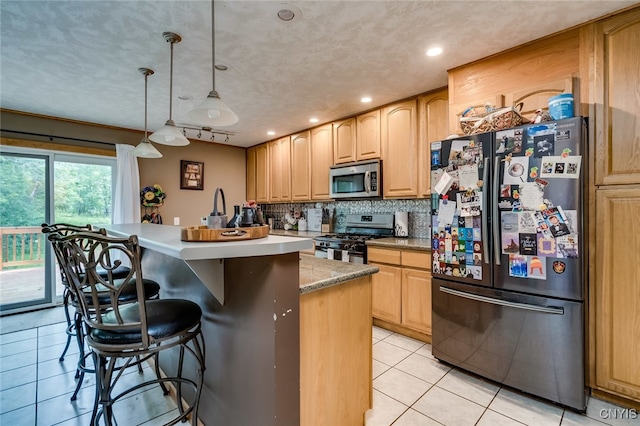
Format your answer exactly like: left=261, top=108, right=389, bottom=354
left=364, top=171, right=371, bottom=193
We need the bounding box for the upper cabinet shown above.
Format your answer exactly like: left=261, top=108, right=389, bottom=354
left=333, top=118, right=357, bottom=164
left=356, top=110, right=381, bottom=161
left=268, top=136, right=291, bottom=202
left=291, top=131, right=311, bottom=201
left=381, top=99, right=419, bottom=198
left=246, top=146, right=257, bottom=202
left=418, top=90, right=449, bottom=197
left=333, top=111, right=381, bottom=164
left=254, top=144, right=269, bottom=203
left=593, top=8, right=640, bottom=185
left=310, top=124, right=333, bottom=200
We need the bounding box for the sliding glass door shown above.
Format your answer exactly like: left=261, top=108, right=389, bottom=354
left=0, top=147, right=115, bottom=314
left=0, top=152, right=49, bottom=311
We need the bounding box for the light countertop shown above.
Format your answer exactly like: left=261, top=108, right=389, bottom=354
left=104, top=223, right=313, bottom=260
left=269, top=229, right=323, bottom=238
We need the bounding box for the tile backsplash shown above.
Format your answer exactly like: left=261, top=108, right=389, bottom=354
left=261, top=199, right=431, bottom=239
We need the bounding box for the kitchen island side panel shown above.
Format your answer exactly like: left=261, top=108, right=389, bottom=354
left=140, top=249, right=300, bottom=425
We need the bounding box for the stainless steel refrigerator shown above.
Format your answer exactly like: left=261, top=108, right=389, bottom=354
left=429, top=117, right=587, bottom=411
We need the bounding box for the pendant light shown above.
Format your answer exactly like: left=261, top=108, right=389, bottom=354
left=187, top=0, right=239, bottom=126
left=133, top=68, right=162, bottom=158
left=149, top=32, right=190, bottom=146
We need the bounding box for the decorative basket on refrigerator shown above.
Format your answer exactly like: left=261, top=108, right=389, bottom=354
left=458, top=104, right=524, bottom=135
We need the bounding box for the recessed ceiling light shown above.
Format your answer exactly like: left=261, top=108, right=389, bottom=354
left=178, top=95, right=192, bottom=100
left=267, top=131, right=276, bottom=136
left=426, top=47, right=443, bottom=57
left=214, top=64, right=228, bottom=71
left=309, top=118, right=319, bottom=123
left=361, top=97, right=372, bottom=103
left=277, top=8, right=296, bottom=21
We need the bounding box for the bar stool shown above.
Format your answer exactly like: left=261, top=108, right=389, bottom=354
left=42, top=223, right=161, bottom=401
left=49, top=231, right=205, bottom=425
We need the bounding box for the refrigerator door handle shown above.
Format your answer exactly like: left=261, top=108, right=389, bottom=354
left=493, top=157, right=501, bottom=265
left=482, top=157, right=490, bottom=263
left=439, top=286, right=565, bottom=315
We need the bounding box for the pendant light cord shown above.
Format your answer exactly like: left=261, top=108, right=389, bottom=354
left=144, top=72, right=149, bottom=139
left=211, top=0, right=216, bottom=92
left=169, top=39, right=174, bottom=120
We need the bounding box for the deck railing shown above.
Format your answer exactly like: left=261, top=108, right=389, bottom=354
left=0, top=226, right=45, bottom=271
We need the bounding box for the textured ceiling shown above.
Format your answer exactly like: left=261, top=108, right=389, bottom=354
left=0, top=1, right=636, bottom=147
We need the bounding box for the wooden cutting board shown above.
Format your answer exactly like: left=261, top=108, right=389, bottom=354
left=181, top=225, right=269, bottom=242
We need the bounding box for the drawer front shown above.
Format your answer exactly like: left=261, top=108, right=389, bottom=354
left=367, top=247, right=401, bottom=264
left=401, top=250, right=430, bottom=270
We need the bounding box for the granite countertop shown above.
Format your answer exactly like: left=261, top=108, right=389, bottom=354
left=299, top=256, right=378, bottom=295
left=269, top=229, right=323, bottom=238
left=366, top=237, right=431, bottom=251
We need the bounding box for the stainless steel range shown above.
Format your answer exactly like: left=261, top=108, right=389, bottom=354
left=313, top=214, right=394, bottom=263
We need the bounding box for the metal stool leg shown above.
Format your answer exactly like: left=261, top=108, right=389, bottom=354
left=59, top=289, right=74, bottom=362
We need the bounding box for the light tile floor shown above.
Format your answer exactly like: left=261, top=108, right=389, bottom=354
left=368, top=326, right=639, bottom=426
left=1, top=308, right=637, bottom=425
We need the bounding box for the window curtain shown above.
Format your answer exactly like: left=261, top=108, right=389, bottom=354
left=114, top=144, right=140, bottom=224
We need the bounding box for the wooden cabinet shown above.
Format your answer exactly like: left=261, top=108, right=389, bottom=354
left=381, top=99, right=419, bottom=198
left=291, top=131, right=311, bottom=201
left=368, top=246, right=432, bottom=339
left=401, top=268, right=432, bottom=335
left=371, top=263, right=402, bottom=323
left=268, top=137, right=291, bottom=202
left=594, top=186, right=640, bottom=401
left=356, top=110, right=381, bottom=161
left=246, top=146, right=257, bottom=201
left=310, top=124, right=333, bottom=200
left=333, top=117, right=357, bottom=164
left=593, top=8, right=640, bottom=185
left=254, top=143, right=269, bottom=203
left=418, top=90, right=449, bottom=197
left=333, top=111, right=381, bottom=165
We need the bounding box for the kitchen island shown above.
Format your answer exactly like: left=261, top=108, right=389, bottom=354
left=104, top=223, right=377, bottom=426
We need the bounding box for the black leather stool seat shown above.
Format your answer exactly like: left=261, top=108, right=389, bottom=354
left=81, top=278, right=160, bottom=306
left=96, top=264, right=131, bottom=279
left=91, top=299, right=202, bottom=345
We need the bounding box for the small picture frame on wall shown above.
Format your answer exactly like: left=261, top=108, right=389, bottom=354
left=180, top=160, right=204, bottom=190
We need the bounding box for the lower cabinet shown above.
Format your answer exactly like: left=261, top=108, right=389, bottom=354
left=369, top=246, right=432, bottom=339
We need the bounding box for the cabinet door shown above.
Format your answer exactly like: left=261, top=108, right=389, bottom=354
left=246, top=146, right=256, bottom=201
left=401, top=269, right=432, bottom=334
left=594, top=9, right=640, bottom=185
left=418, top=91, right=448, bottom=197
left=268, top=137, right=291, bottom=202
left=381, top=99, right=419, bottom=198
left=356, top=110, right=381, bottom=160
left=255, top=144, right=269, bottom=203
left=371, top=263, right=402, bottom=324
left=268, top=139, right=281, bottom=202
left=280, top=137, right=292, bottom=202
left=291, top=131, right=311, bottom=201
left=311, top=124, right=333, bottom=200
left=594, top=187, right=640, bottom=400
left=333, top=118, right=356, bottom=164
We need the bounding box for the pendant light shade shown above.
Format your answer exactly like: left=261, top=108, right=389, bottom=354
left=150, top=32, right=190, bottom=146
left=187, top=0, right=238, bottom=127
left=133, top=68, right=162, bottom=159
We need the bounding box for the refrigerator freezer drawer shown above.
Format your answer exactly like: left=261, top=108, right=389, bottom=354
left=432, top=279, right=587, bottom=412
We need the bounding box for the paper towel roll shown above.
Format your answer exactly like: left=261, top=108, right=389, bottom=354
left=395, top=212, right=409, bottom=237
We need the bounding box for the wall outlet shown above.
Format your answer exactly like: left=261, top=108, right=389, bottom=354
left=173, top=217, right=180, bottom=226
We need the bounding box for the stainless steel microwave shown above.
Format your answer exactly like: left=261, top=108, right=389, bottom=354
left=329, top=159, right=381, bottom=199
